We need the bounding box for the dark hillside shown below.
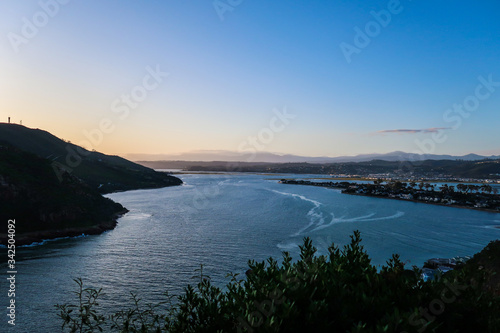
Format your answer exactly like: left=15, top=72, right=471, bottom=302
left=0, top=123, right=182, bottom=193
left=0, top=144, right=127, bottom=245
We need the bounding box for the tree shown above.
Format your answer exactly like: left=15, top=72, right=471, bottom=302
left=486, top=185, right=493, bottom=194
left=440, top=184, right=449, bottom=194
left=469, top=184, right=480, bottom=193
left=480, top=184, right=493, bottom=194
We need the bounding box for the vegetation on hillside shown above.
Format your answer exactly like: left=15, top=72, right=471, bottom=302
left=145, top=159, right=500, bottom=180
left=56, top=232, right=500, bottom=332
left=0, top=144, right=126, bottom=244
left=0, top=124, right=182, bottom=193
left=0, top=123, right=183, bottom=244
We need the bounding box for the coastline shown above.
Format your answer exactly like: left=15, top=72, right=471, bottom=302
left=343, top=191, right=500, bottom=214
left=0, top=209, right=128, bottom=246
left=2, top=182, right=183, bottom=247
left=280, top=181, right=500, bottom=214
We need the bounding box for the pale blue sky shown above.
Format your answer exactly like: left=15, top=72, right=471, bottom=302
left=1, top=0, right=499, bottom=157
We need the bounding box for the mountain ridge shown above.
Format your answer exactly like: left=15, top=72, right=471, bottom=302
left=0, top=123, right=182, bottom=193
left=127, top=150, right=500, bottom=164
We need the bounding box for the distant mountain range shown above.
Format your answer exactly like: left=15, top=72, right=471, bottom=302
left=127, top=150, right=500, bottom=164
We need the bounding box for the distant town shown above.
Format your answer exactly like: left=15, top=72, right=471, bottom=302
left=280, top=179, right=500, bottom=212
left=140, top=158, right=500, bottom=184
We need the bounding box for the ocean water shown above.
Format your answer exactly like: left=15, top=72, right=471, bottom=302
left=1, top=173, right=500, bottom=332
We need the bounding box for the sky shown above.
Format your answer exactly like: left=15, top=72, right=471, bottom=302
left=1, top=0, right=499, bottom=159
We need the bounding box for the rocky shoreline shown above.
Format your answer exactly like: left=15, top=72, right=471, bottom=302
left=0, top=209, right=128, bottom=246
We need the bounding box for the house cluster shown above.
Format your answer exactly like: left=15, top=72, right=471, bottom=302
left=280, top=179, right=500, bottom=211
left=421, top=256, right=471, bottom=281
left=279, top=179, right=353, bottom=189
left=344, top=182, right=500, bottom=211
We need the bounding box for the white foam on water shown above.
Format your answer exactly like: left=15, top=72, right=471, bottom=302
left=272, top=189, right=407, bottom=236
left=18, top=233, right=89, bottom=248
left=311, top=211, right=405, bottom=232
left=292, top=219, right=317, bottom=237
left=362, top=211, right=405, bottom=222
left=271, top=190, right=325, bottom=236
left=277, top=242, right=299, bottom=251
left=126, top=212, right=153, bottom=220
left=217, top=179, right=231, bottom=186
left=484, top=225, right=500, bottom=230
left=271, top=190, right=323, bottom=208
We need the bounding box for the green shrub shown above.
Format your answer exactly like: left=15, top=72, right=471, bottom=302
left=56, top=231, right=500, bottom=332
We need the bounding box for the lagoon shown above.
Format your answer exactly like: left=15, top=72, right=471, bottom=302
left=2, top=173, right=500, bottom=332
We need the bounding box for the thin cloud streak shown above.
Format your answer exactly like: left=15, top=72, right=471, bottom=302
left=374, top=127, right=452, bottom=135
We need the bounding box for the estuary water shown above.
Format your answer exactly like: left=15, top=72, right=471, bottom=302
left=2, top=173, right=500, bottom=332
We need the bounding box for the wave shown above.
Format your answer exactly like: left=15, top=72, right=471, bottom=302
left=277, top=242, right=299, bottom=251
left=17, top=233, right=89, bottom=248
left=311, top=211, right=405, bottom=232
left=271, top=190, right=323, bottom=208
left=484, top=225, right=500, bottom=230
left=125, top=212, right=153, bottom=220
left=271, top=190, right=325, bottom=236
left=217, top=179, right=231, bottom=186
left=270, top=189, right=405, bottom=237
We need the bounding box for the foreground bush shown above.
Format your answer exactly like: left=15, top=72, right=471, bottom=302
left=56, top=231, right=500, bottom=332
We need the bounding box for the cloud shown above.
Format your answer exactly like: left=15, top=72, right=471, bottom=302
left=374, top=127, right=451, bottom=135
